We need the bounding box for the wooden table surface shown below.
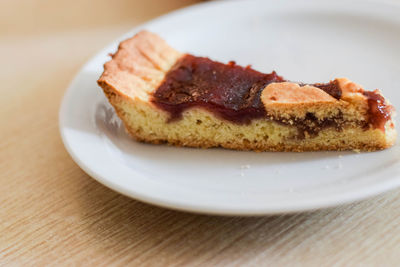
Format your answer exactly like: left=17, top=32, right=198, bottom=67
left=1, top=0, right=400, bottom=265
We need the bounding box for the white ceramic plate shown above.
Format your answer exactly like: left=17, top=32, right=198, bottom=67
left=60, top=0, right=400, bottom=215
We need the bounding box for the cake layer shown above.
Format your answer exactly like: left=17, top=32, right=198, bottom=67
left=103, top=93, right=396, bottom=151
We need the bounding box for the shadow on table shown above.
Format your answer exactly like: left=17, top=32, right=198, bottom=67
left=75, top=173, right=393, bottom=265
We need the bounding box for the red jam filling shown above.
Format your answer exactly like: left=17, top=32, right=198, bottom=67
left=152, top=54, right=284, bottom=124
left=151, top=54, right=392, bottom=131
left=363, top=90, right=393, bottom=131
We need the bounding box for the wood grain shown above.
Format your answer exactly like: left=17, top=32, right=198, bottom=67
left=1, top=0, right=400, bottom=265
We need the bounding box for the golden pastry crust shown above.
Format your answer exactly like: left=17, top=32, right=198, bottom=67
left=97, top=30, right=396, bottom=152
left=98, top=30, right=182, bottom=102
left=261, top=82, right=341, bottom=119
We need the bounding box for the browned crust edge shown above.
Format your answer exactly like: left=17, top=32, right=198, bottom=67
left=124, top=125, right=391, bottom=152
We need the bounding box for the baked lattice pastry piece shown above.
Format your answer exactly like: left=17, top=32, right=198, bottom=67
left=97, top=31, right=396, bottom=152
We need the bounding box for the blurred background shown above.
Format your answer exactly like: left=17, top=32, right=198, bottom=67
left=1, top=0, right=200, bottom=36
left=1, top=0, right=200, bottom=117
